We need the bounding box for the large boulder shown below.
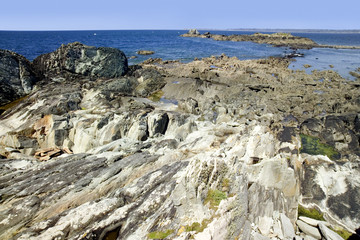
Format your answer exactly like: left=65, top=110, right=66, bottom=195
left=32, top=42, right=128, bottom=80
left=0, top=50, right=37, bottom=106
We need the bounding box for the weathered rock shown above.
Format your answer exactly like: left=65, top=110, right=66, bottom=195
left=318, top=223, right=344, bottom=240
left=32, top=42, right=128, bottom=80
left=1, top=49, right=360, bottom=240
left=299, top=216, right=330, bottom=227
left=136, top=50, right=155, bottom=55
left=300, top=162, right=360, bottom=230
left=187, top=29, right=200, bottom=35
left=296, top=220, right=322, bottom=239
left=133, top=68, right=166, bottom=97
left=280, top=213, right=295, bottom=239
left=0, top=50, right=37, bottom=106
left=148, top=112, right=169, bottom=137
left=182, top=32, right=319, bottom=49
left=252, top=232, right=271, bottom=240
left=181, top=32, right=360, bottom=50
left=179, top=98, right=199, bottom=114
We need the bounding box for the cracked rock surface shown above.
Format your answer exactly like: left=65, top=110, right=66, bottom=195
left=0, top=43, right=360, bottom=240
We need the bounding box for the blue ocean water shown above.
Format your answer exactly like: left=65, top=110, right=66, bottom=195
left=0, top=30, right=359, bottom=79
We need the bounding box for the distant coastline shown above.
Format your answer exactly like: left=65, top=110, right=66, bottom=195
left=1, top=28, right=360, bottom=33
left=192, top=28, right=360, bottom=34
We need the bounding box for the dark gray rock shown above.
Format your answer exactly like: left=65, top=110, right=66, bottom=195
left=0, top=50, right=38, bottom=106
left=300, top=165, right=326, bottom=201
left=300, top=115, right=360, bottom=157
left=327, top=183, right=360, bottom=220
left=300, top=118, right=323, bottom=137
left=32, top=42, right=128, bottom=80
left=148, top=112, right=169, bottom=137
left=277, top=127, right=296, bottom=143
left=132, top=68, right=166, bottom=97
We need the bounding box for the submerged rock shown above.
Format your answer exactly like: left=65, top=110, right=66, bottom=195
left=137, top=50, right=155, bottom=55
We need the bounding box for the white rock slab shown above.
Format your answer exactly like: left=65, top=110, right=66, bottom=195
left=296, top=220, right=321, bottom=239
left=299, top=216, right=330, bottom=227
left=318, top=223, right=344, bottom=240
left=280, top=213, right=295, bottom=240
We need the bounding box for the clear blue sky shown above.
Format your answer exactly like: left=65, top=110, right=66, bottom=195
left=1, top=0, right=359, bottom=30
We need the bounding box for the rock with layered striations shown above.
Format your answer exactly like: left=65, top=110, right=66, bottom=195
left=0, top=50, right=38, bottom=106
left=32, top=42, right=128, bottom=80
left=1, top=50, right=360, bottom=239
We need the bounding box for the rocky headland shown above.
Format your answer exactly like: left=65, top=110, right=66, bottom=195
left=181, top=29, right=360, bottom=50
left=0, top=42, right=360, bottom=240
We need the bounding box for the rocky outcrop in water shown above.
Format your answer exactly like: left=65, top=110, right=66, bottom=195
left=181, top=30, right=360, bottom=50
left=32, top=42, right=128, bottom=80
left=1, top=45, right=360, bottom=240
left=0, top=50, right=38, bottom=106
left=137, top=50, right=155, bottom=55
left=181, top=31, right=319, bottom=49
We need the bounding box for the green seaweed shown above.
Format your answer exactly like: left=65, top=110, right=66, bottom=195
left=300, top=134, right=340, bottom=160
left=148, top=90, right=164, bottom=102
left=222, top=178, right=230, bottom=190
left=0, top=95, right=28, bottom=114
left=204, top=189, right=227, bottom=210
left=329, top=227, right=353, bottom=240
left=298, top=205, right=325, bottom=221
left=147, top=229, right=174, bottom=239
left=185, top=219, right=211, bottom=233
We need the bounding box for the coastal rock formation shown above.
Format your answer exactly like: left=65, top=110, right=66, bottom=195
left=1, top=44, right=360, bottom=240
left=137, top=50, right=155, bottom=55
left=181, top=31, right=319, bottom=49
left=187, top=29, right=200, bottom=35
left=181, top=30, right=360, bottom=50
left=32, top=42, right=128, bottom=80
left=0, top=50, right=38, bottom=106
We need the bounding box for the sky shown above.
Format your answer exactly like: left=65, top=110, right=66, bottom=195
left=1, top=0, right=359, bottom=30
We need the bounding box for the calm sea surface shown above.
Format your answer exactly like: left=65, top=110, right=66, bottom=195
left=0, top=30, right=359, bottom=79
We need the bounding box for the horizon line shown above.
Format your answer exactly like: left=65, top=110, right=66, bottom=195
left=1, top=28, right=360, bottom=32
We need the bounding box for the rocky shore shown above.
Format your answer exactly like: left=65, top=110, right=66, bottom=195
left=181, top=29, right=360, bottom=50
left=0, top=42, right=360, bottom=240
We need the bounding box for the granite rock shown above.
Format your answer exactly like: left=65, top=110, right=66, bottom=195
left=32, top=42, right=128, bottom=80
left=0, top=49, right=37, bottom=106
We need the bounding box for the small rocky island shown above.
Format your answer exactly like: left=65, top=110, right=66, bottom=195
left=0, top=42, right=360, bottom=240
left=181, top=29, right=360, bottom=50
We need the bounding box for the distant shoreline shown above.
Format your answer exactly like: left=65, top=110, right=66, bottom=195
left=1, top=28, right=360, bottom=33
left=197, top=28, right=360, bottom=34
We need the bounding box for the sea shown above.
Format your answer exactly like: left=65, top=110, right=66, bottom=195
left=0, top=30, right=360, bottom=79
